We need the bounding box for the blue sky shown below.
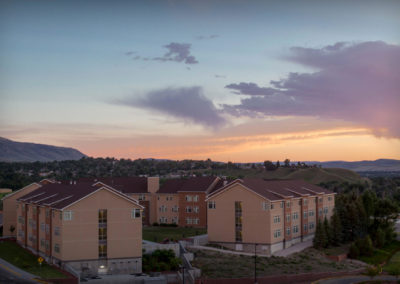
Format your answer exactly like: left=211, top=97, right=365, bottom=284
left=1, top=0, right=399, bottom=161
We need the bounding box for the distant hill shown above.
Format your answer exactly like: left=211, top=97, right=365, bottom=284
left=306, top=159, right=400, bottom=172
left=0, top=137, right=86, bottom=162
left=194, top=167, right=367, bottom=185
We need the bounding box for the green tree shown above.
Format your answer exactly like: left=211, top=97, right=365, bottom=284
left=313, top=219, right=327, bottom=249
left=330, top=211, right=343, bottom=246
left=283, top=159, right=290, bottom=167
left=323, top=217, right=332, bottom=247
left=263, top=160, right=276, bottom=171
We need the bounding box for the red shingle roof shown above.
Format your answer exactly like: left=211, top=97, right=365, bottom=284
left=158, top=177, right=219, bottom=193
left=17, top=182, right=140, bottom=210
left=209, top=178, right=334, bottom=201
left=68, top=177, right=149, bottom=194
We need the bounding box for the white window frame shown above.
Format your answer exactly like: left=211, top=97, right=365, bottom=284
left=63, top=211, right=73, bottom=221
left=131, top=208, right=141, bottom=218
left=208, top=201, right=216, bottom=209
left=193, top=195, right=199, bottom=202
left=185, top=195, right=192, bottom=202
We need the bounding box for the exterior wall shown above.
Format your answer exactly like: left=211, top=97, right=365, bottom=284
left=129, top=193, right=150, bottom=225
left=269, top=201, right=284, bottom=244
left=290, top=199, right=301, bottom=240
left=156, top=193, right=179, bottom=224
left=16, top=202, right=25, bottom=244
left=38, top=207, right=47, bottom=255
left=52, top=209, right=63, bottom=260
left=179, top=192, right=207, bottom=228
left=61, top=188, right=142, bottom=262
left=208, top=184, right=271, bottom=244
left=2, top=183, right=41, bottom=237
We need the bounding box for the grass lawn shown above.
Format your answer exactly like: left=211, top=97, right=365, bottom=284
left=384, top=250, right=400, bottom=275
left=359, top=240, right=400, bottom=265
left=143, top=226, right=206, bottom=242
left=189, top=247, right=364, bottom=279
left=0, top=241, right=67, bottom=279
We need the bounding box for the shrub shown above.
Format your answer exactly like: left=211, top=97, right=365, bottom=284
left=152, top=222, right=159, bottom=226
left=348, top=243, right=359, bottom=259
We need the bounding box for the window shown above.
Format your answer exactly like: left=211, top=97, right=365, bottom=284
left=63, top=211, right=73, bottom=221
left=270, top=203, right=274, bottom=210
left=286, top=214, right=291, bottom=222
left=45, top=224, right=50, bottom=234
left=54, top=244, right=60, bottom=253
left=274, top=229, right=281, bottom=238
left=303, top=199, right=308, bottom=205
left=193, top=218, right=199, bottom=225
left=235, top=230, right=242, bottom=242
left=309, top=222, right=315, bottom=230
left=172, top=205, right=179, bottom=212
left=52, top=210, right=55, bottom=218
left=159, top=205, right=167, bottom=212
left=166, top=196, right=173, bottom=201
left=328, top=196, right=332, bottom=201
left=262, top=202, right=269, bottom=211
left=185, top=195, right=192, bottom=202
left=185, top=206, right=192, bottom=213
left=193, top=195, right=199, bottom=202
left=298, top=200, right=301, bottom=206
left=60, top=212, right=62, bottom=220
left=33, top=207, right=37, bottom=215
left=172, top=217, right=178, bottom=224
left=273, top=215, right=281, bottom=223
left=41, top=222, right=45, bottom=231
left=99, top=244, right=107, bottom=258
left=208, top=201, right=216, bottom=209
left=99, top=228, right=107, bottom=240
left=54, top=227, right=60, bottom=236
left=159, top=217, right=167, bottom=224
left=319, top=208, right=323, bottom=216
left=29, top=218, right=33, bottom=227
left=132, top=209, right=141, bottom=218
left=319, top=197, right=323, bottom=203
left=186, top=218, right=192, bottom=224
left=98, top=209, right=107, bottom=223
left=46, top=209, right=50, bottom=217
left=303, top=211, right=308, bottom=218
left=41, top=239, right=45, bottom=247
left=292, top=212, right=299, bottom=220
left=293, top=225, right=299, bottom=233
left=308, top=210, right=314, bottom=217
left=18, top=216, right=23, bottom=224
left=193, top=206, right=199, bottom=213
left=280, top=202, right=284, bottom=208
left=324, top=207, right=328, bottom=215
left=304, top=224, right=308, bottom=231
left=286, top=227, right=291, bottom=235
left=138, top=194, right=145, bottom=201
left=286, top=201, right=291, bottom=208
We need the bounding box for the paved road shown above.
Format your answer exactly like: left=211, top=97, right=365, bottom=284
left=0, top=262, right=38, bottom=284
left=0, top=258, right=39, bottom=284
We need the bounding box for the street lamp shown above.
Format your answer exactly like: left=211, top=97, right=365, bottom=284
left=179, top=265, right=185, bottom=284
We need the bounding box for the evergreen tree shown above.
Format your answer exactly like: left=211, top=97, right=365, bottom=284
left=323, top=217, right=332, bottom=247
left=330, top=211, right=343, bottom=246
left=313, top=219, right=327, bottom=249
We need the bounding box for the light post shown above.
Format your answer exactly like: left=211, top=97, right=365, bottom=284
left=254, top=243, right=257, bottom=284
left=179, top=265, right=185, bottom=284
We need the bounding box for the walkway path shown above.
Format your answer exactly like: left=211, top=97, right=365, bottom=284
left=189, top=239, right=313, bottom=258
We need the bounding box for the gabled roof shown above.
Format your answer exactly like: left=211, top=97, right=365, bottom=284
left=17, top=182, right=142, bottom=210
left=1, top=182, right=41, bottom=201
left=78, top=177, right=148, bottom=194
left=207, top=178, right=334, bottom=201
left=158, top=176, right=219, bottom=194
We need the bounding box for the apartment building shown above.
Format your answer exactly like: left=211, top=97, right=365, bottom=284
left=157, top=176, right=222, bottom=227
left=16, top=182, right=143, bottom=275
left=206, top=179, right=335, bottom=255
left=2, top=179, right=55, bottom=237
left=78, top=177, right=159, bottom=225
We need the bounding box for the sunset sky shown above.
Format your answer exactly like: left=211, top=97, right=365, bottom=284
left=1, top=0, right=400, bottom=162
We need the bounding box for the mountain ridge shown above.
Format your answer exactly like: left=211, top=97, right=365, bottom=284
left=0, top=137, right=86, bottom=162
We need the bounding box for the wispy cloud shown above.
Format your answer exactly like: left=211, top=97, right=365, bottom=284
left=215, top=74, right=226, bottom=79
left=152, top=42, right=198, bottom=64
left=224, top=41, right=400, bottom=138
left=113, top=86, right=226, bottom=129
left=195, top=34, right=219, bottom=40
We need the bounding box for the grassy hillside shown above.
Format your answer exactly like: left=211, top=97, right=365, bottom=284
left=200, top=167, right=366, bottom=185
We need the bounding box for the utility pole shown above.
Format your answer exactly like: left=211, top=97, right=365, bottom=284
left=254, top=243, right=257, bottom=284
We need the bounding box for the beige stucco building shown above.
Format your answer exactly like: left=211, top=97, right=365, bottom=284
left=206, top=179, right=335, bottom=255
left=16, top=182, right=143, bottom=275
left=2, top=179, right=55, bottom=237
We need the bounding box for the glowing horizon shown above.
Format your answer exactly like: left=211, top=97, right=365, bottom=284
left=1, top=0, right=399, bottom=163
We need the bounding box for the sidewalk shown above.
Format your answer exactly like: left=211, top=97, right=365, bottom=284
left=189, top=239, right=313, bottom=258
left=0, top=257, right=40, bottom=283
